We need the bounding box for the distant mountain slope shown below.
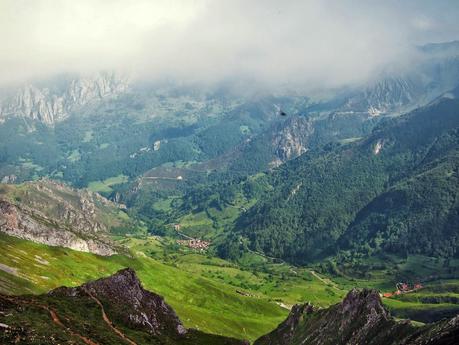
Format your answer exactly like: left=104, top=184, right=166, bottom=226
left=0, top=179, right=139, bottom=255
left=341, top=41, right=459, bottom=116
left=230, top=94, right=459, bottom=263
left=254, top=289, right=459, bottom=345
left=342, top=139, right=459, bottom=258
left=0, top=86, right=283, bottom=186
left=0, top=268, right=247, bottom=344
left=224, top=111, right=376, bottom=177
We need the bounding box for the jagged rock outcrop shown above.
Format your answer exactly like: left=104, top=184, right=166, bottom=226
left=50, top=268, right=186, bottom=336
left=255, top=289, right=459, bottom=345
left=0, top=180, right=124, bottom=256
left=270, top=116, right=312, bottom=167
left=0, top=175, right=17, bottom=184
left=0, top=72, right=128, bottom=125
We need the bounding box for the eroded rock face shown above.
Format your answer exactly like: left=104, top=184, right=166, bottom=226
left=0, top=199, right=116, bottom=256
left=50, top=268, right=186, bottom=336
left=343, top=77, right=422, bottom=116
left=255, top=288, right=459, bottom=345
left=0, top=180, right=118, bottom=256
left=269, top=116, right=312, bottom=168
left=0, top=72, right=128, bottom=125
left=273, top=117, right=311, bottom=161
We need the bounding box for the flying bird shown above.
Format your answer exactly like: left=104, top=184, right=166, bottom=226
left=274, top=104, right=287, bottom=117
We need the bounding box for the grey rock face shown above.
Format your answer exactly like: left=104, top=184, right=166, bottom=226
left=0, top=199, right=116, bottom=256
left=0, top=180, right=119, bottom=256
left=50, top=268, right=187, bottom=336
left=345, top=77, right=423, bottom=116
left=255, top=288, right=459, bottom=345
left=342, top=53, right=459, bottom=117
left=0, top=175, right=16, bottom=184
left=0, top=72, right=128, bottom=125
left=273, top=117, right=311, bottom=162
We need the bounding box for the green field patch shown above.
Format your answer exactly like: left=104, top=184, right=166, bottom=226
left=88, top=174, right=128, bottom=193
left=19, top=159, right=44, bottom=172
left=240, top=125, right=251, bottom=135
left=339, top=137, right=363, bottom=144
left=82, top=130, right=93, bottom=142
left=67, top=149, right=81, bottom=162
left=152, top=197, right=177, bottom=212
left=384, top=297, right=459, bottom=323
left=87, top=181, right=113, bottom=193
left=179, top=211, right=214, bottom=237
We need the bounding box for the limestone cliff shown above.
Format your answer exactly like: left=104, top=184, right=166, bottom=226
left=0, top=72, right=128, bottom=125
left=0, top=180, right=130, bottom=255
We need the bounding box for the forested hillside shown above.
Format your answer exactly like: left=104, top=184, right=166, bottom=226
left=226, top=94, right=459, bottom=264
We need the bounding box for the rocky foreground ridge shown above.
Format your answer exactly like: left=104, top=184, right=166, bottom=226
left=255, top=288, right=459, bottom=345
left=0, top=268, right=247, bottom=344
left=0, top=269, right=458, bottom=344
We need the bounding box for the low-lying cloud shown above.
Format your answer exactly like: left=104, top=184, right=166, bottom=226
left=1, top=0, right=458, bottom=91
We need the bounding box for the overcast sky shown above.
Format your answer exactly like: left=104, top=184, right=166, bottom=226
left=1, top=0, right=458, bottom=90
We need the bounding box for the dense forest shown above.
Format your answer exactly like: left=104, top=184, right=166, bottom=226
left=0, top=94, right=280, bottom=187
left=218, top=96, right=459, bottom=264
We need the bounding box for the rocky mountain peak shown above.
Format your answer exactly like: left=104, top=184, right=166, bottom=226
left=0, top=72, right=129, bottom=125
left=255, top=288, right=459, bottom=345
left=1, top=268, right=248, bottom=344
left=50, top=268, right=187, bottom=336
left=340, top=288, right=388, bottom=319
left=343, top=77, right=421, bottom=116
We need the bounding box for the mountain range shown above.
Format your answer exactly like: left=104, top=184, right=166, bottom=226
left=1, top=40, right=459, bottom=344
left=0, top=72, right=129, bottom=125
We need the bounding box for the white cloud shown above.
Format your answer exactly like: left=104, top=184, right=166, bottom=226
left=0, top=0, right=457, bottom=91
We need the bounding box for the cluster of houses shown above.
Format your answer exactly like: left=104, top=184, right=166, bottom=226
left=174, top=224, right=210, bottom=250
left=177, top=239, right=210, bottom=250
left=381, top=282, right=423, bottom=298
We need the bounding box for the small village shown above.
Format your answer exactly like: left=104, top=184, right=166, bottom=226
left=176, top=239, right=211, bottom=251
left=381, top=282, right=423, bottom=298
left=173, top=224, right=211, bottom=251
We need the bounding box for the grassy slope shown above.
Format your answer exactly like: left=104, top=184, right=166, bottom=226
left=2, top=232, right=458, bottom=340
left=0, top=233, right=289, bottom=341
left=88, top=174, right=129, bottom=193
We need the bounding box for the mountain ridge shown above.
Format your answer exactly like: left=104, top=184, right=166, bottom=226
left=0, top=179, right=138, bottom=255
left=0, top=268, right=248, bottom=344
left=254, top=288, right=459, bottom=345
left=0, top=72, right=129, bottom=125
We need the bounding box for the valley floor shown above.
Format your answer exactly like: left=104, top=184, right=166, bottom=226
left=0, top=232, right=458, bottom=342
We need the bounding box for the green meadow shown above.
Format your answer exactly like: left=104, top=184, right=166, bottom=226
left=1, top=231, right=458, bottom=341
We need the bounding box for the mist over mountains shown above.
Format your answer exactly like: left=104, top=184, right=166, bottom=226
left=2, top=1, right=459, bottom=90
left=1, top=2, right=459, bottom=344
